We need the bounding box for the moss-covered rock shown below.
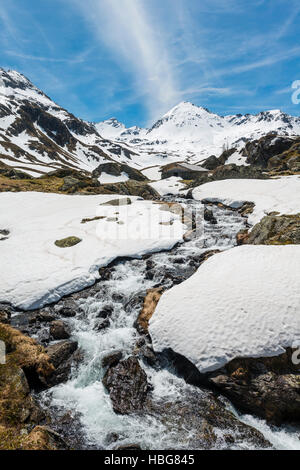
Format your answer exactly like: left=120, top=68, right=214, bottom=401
left=246, top=214, right=300, bottom=245
left=0, top=324, right=55, bottom=449
left=22, top=425, right=67, bottom=450
left=92, top=162, right=147, bottom=182
left=186, top=164, right=267, bottom=189
left=55, top=236, right=82, bottom=248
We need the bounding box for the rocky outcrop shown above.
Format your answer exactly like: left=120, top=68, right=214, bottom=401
left=103, top=357, right=150, bottom=414
left=0, top=323, right=54, bottom=384
left=202, top=155, right=220, bottom=170
left=241, top=133, right=300, bottom=170
left=92, top=162, right=147, bottom=182
left=0, top=323, right=59, bottom=450
left=238, top=214, right=300, bottom=245
left=145, top=388, right=270, bottom=449
left=207, top=349, right=300, bottom=425
left=97, top=180, right=160, bottom=200
left=186, top=163, right=267, bottom=189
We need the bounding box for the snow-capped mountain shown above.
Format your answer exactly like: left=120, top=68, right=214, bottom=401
left=95, top=118, right=146, bottom=141
left=0, top=68, right=139, bottom=176
left=97, top=101, right=300, bottom=163
left=1, top=68, right=300, bottom=178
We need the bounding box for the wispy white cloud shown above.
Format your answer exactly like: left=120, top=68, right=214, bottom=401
left=71, top=0, right=181, bottom=121
left=5, top=50, right=89, bottom=65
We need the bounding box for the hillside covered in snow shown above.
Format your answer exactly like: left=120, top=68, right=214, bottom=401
left=97, top=101, right=300, bottom=163
left=1, top=68, right=300, bottom=179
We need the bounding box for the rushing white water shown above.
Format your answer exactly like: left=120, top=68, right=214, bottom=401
left=39, top=199, right=299, bottom=450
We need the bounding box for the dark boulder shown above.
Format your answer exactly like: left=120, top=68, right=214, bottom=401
left=202, top=155, right=220, bottom=170
left=241, top=133, right=296, bottom=168
left=103, top=357, right=150, bottom=414
left=46, top=340, right=79, bottom=386
left=102, top=351, right=123, bottom=368
left=204, top=208, right=217, bottom=224
left=207, top=349, right=300, bottom=425
left=50, top=320, right=70, bottom=340
left=94, top=318, right=110, bottom=331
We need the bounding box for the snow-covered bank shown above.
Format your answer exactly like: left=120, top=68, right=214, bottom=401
left=149, top=245, right=300, bottom=373
left=0, top=192, right=185, bottom=310
left=150, top=176, right=186, bottom=196
left=193, top=176, right=300, bottom=225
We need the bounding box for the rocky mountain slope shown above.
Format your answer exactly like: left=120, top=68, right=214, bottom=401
left=1, top=68, right=300, bottom=179
left=0, top=68, right=139, bottom=177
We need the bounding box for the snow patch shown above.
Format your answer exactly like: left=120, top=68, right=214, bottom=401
left=149, top=245, right=300, bottom=373
left=0, top=192, right=185, bottom=310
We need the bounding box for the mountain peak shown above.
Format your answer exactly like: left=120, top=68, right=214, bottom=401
left=164, top=101, right=211, bottom=118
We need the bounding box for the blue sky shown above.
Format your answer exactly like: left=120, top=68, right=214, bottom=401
left=1, top=0, right=300, bottom=127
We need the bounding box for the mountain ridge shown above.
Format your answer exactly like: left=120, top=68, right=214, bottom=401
left=1, top=68, right=300, bottom=176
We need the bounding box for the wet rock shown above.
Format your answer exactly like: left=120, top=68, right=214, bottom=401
left=137, top=344, right=157, bottom=366
left=146, top=259, right=155, bottom=271
left=38, top=327, right=51, bottom=344
left=146, top=388, right=270, bottom=450
left=103, top=357, right=150, bottom=414
left=46, top=340, right=78, bottom=386
left=94, top=318, right=110, bottom=331
left=50, top=320, right=70, bottom=340
left=173, top=257, right=185, bottom=264
left=145, top=269, right=155, bottom=280
left=56, top=299, right=78, bottom=317
left=105, top=432, right=119, bottom=445
left=115, top=444, right=142, bottom=450
left=236, top=229, right=250, bottom=245
left=0, top=229, right=10, bottom=241
left=124, top=295, right=145, bottom=314
left=0, top=309, right=11, bottom=324
left=238, top=201, right=255, bottom=217
left=207, top=348, right=300, bottom=425
left=99, top=266, right=114, bottom=281
left=102, top=351, right=123, bottom=368
left=46, top=340, right=78, bottom=368
left=96, top=305, right=114, bottom=319
left=29, top=310, right=56, bottom=324
left=204, top=208, right=217, bottom=224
